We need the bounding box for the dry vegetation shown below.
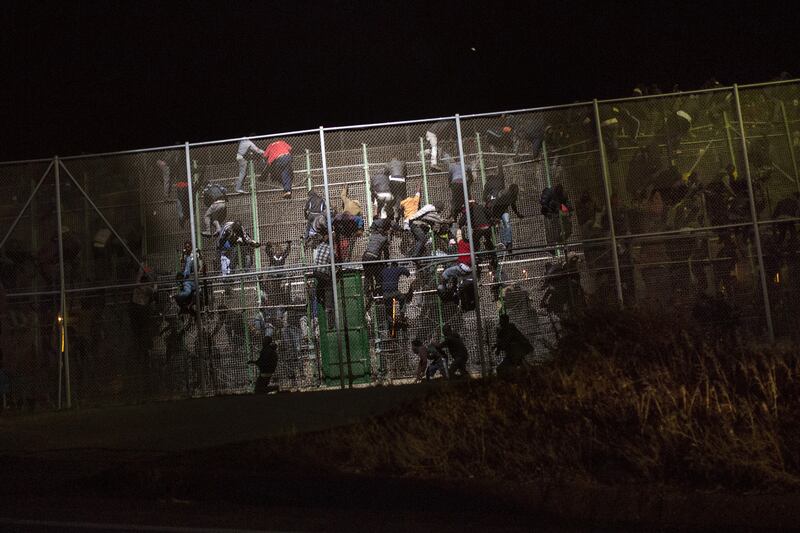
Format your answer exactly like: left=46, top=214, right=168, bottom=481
left=262, top=308, right=800, bottom=491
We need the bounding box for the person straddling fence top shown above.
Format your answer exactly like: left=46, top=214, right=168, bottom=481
left=303, top=189, right=327, bottom=240
left=340, top=186, right=362, bottom=216
left=260, top=140, right=294, bottom=199
left=441, top=230, right=471, bottom=286
left=370, top=168, right=394, bottom=220
left=432, top=325, right=470, bottom=379
left=217, top=220, right=261, bottom=275
left=234, top=138, right=263, bottom=194
left=385, top=158, right=407, bottom=221
left=442, top=152, right=474, bottom=219
left=201, top=182, right=228, bottom=237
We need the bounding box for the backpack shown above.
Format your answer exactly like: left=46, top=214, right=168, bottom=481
left=203, top=183, right=227, bottom=206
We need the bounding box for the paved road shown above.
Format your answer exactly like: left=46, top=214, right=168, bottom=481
left=0, top=383, right=433, bottom=453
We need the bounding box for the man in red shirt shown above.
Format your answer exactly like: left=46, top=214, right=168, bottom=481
left=260, top=140, right=294, bottom=199
left=441, top=229, right=471, bottom=285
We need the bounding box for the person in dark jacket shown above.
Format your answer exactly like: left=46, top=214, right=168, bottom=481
left=494, top=314, right=532, bottom=377
left=488, top=183, right=523, bottom=251
left=362, top=218, right=391, bottom=307
left=485, top=115, right=517, bottom=154
left=459, top=200, right=494, bottom=254
left=174, top=241, right=200, bottom=315
left=217, top=221, right=261, bottom=275
left=540, top=184, right=574, bottom=248
left=370, top=168, right=394, bottom=220
left=385, top=158, right=408, bottom=221
left=201, top=182, right=228, bottom=237
left=303, top=189, right=327, bottom=240
left=583, top=105, right=640, bottom=163
left=247, top=335, right=279, bottom=393
left=442, top=152, right=474, bottom=219
left=432, top=325, right=470, bottom=379
left=381, top=261, right=411, bottom=333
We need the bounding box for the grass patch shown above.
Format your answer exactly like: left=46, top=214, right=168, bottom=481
left=255, top=307, right=800, bottom=491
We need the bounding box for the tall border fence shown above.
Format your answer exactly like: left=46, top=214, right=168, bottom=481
left=1, top=80, right=799, bottom=410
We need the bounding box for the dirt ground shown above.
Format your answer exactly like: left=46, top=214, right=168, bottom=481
left=2, top=383, right=799, bottom=531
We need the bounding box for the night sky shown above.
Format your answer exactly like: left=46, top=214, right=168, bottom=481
left=1, top=1, right=795, bottom=161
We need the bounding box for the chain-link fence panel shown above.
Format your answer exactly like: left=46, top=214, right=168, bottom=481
left=0, top=161, right=65, bottom=410
left=739, top=81, right=800, bottom=339
left=322, top=119, right=485, bottom=382
left=599, top=87, right=771, bottom=337
left=459, top=105, right=615, bottom=370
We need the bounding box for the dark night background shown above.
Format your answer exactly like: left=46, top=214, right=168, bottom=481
left=0, top=0, right=795, bottom=161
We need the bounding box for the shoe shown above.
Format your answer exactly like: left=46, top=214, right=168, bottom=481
left=252, top=242, right=261, bottom=248
left=201, top=231, right=212, bottom=238
left=282, top=191, right=292, bottom=199
left=235, top=189, right=248, bottom=194
left=430, top=164, right=442, bottom=172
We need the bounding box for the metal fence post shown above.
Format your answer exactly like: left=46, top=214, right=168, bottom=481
left=320, top=126, right=348, bottom=389
left=248, top=160, right=262, bottom=271
left=184, top=143, right=209, bottom=391
left=733, top=85, right=775, bottom=342
left=592, top=100, right=625, bottom=307
left=54, top=157, right=71, bottom=408
left=362, top=144, right=373, bottom=226
left=455, top=115, right=487, bottom=376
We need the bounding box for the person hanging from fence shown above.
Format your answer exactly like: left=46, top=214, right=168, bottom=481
left=431, top=325, right=470, bottom=379
left=362, top=218, right=391, bottom=310
left=309, top=238, right=333, bottom=323
left=582, top=105, right=640, bottom=163
left=380, top=261, right=411, bottom=336
left=201, top=181, right=228, bottom=237
left=512, top=112, right=563, bottom=159
left=332, top=212, right=364, bottom=262
left=442, top=152, right=474, bottom=220
left=651, top=108, right=693, bottom=164
left=494, top=313, right=533, bottom=378
left=772, top=192, right=800, bottom=251
left=303, top=189, right=327, bottom=241
left=425, top=121, right=455, bottom=171
left=234, top=137, right=263, bottom=194
left=540, top=183, right=574, bottom=251
left=485, top=115, right=517, bottom=154
left=260, top=139, right=294, bottom=199
left=411, top=339, right=430, bottom=382
left=130, top=261, right=157, bottom=364
left=217, top=220, right=261, bottom=276
left=486, top=178, right=524, bottom=252
left=255, top=241, right=293, bottom=337
left=438, top=229, right=472, bottom=305
left=399, top=186, right=422, bottom=255
left=406, top=200, right=448, bottom=262
left=385, top=157, right=407, bottom=222
left=247, top=335, right=279, bottom=393
left=458, top=200, right=495, bottom=265
left=370, top=166, right=394, bottom=221
left=340, top=185, right=363, bottom=217
left=174, top=241, right=202, bottom=315
left=157, top=149, right=182, bottom=200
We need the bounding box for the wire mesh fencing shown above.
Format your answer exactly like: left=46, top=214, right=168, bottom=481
left=1, top=80, right=799, bottom=411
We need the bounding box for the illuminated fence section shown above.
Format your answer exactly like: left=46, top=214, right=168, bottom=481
left=1, top=80, right=798, bottom=411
